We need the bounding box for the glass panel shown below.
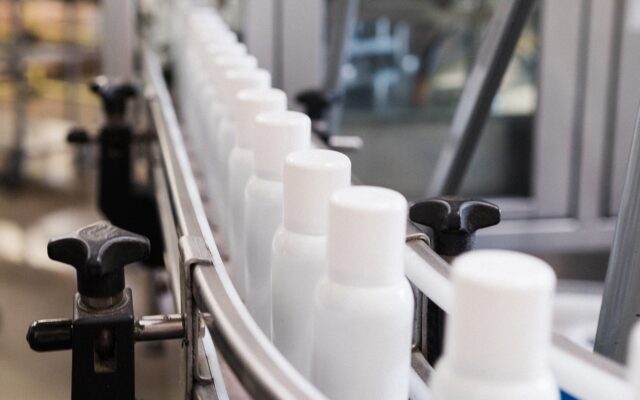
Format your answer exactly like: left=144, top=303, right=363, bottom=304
left=339, top=0, right=539, bottom=201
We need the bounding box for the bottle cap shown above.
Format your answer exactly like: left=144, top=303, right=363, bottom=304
left=205, top=42, right=247, bottom=59
left=211, top=55, right=258, bottom=85
left=327, top=186, right=407, bottom=287
left=445, top=250, right=556, bottom=380
left=233, top=88, right=287, bottom=149
left=188, top=12, right=233, bottom=44
left=254, top=111, right=311, bottom=181
left=283, top=150, right=351, bottom=235
left=219, top=69, right=271, bottom=106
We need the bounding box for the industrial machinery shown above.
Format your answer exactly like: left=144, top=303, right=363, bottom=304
left=16, top=0, right=640, bottom=399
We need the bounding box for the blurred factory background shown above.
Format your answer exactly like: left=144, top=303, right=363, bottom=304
left=0, top=0, right=636, bottom=397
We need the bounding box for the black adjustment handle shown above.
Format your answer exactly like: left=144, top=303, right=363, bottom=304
left=27, top=319, right=72, bottom=352
left=296, top=89, right=342, bottom=141
left=67, top=127, right=92, bottom=145
left=89, top=76, right=137, bottom=118
left=48, top=221, right=150, bottom=298
left=409, top=197, right=500, bottom=257
left=296, top=89, right=340, bottom=120
left=410, top=196, right=500, bottom=366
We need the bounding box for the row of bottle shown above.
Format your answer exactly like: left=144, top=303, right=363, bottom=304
left=170, top=6, right=412, bottom=397
left=170, top=2, right=640, bottom=400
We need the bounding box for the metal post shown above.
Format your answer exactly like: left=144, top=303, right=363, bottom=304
left=595, top=102, right=640, bottom=362
left=281, top=0, right=325, bottom=100
left=324, top=0, right=359, bottom=135
left=101, top=0, right=135, bottom=80
left=426, top=0, right=535, bottom=196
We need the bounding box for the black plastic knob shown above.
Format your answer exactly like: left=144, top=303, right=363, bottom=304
left=89, top=76, right=137, bottom=118
left=296, top=89, right=339, bottom=120
left=48, top=221, right=150, bottom=298
left=410, top=197, right=500, bottom=256
left=67, top=127, right=92, bottom=144
left=296, top=89, right=342, bottom=142
left=27, top=319, right=72, bottom=352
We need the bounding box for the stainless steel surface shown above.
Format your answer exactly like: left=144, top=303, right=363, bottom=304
left=609, top=0, right=640, bottom=214
left=427, top=0, right=535, bottom=196
left=134, top=314, right=185, bottom=342
left=324, top=0, right=360, bottom=92
left=197, top=327, right=229, bottom=400
left=144, top=47, right=198, bottom=399
left=194, top=267, right=326, bottom=400
left=152, top=144, right=182, bottom=311
left=595, top=103, right=640, bottom=362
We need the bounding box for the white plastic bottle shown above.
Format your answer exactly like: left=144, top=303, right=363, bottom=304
left=227, top=88, right=287, bottom=300
left=272, top=149, right=351, bottom=377
left=207, top=54, right=258, bottom=143
left=244, top=111, right=311, bottom=337
left=216, top=69, right=271, bottom=207
left=214, top=68, right=270, bottom=252
left=203, top=54, right=257, bottom=252
left=311, top=186, right=414, bottom=400
left=431, top=250, right=558, bottom=400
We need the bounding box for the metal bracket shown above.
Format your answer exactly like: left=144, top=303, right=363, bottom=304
left=180, top=235, right=213, bottom=268
left=178, top=235, right=214, bottom=399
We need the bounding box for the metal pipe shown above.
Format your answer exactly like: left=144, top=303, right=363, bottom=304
left=426, top=0, right=535, bottom=196
left=595, top=102, right=640, bottom=362
left=134, top=314, right=184, bottom=342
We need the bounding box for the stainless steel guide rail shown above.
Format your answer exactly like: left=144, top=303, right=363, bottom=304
left=141, top=38, right=631, bottom=399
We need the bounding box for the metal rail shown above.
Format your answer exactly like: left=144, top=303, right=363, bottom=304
left=596, top=102, right=640, bottom=362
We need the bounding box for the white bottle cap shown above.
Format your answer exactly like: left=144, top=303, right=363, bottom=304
left=283, top=149, right=351, bottom=235
left=327, top=186, right=407, bottom=287
left=219, top=69, right=271, bottom=106
left=445, top=250, right=556, bottom=381
left=233, top=88, right=287, bottom=149
left=254, top=111, right=311, bottom=181
left=211, top=55, right=258, bottom=85
left=205, top=42, right=247, bottom=59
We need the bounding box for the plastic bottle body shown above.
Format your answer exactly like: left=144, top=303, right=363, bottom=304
left=431, top=250, right=558, bottom=400
left=244, top=176, right=282, bottom=337
left=272, top=227, right=326, bottom=378
left=217, top=116, right=237, bottom=200
left=431, top=365, right=558, bottom=400
left=228, top=147, right=253, bottom=300
left=311, top=278, right=414, bottom=400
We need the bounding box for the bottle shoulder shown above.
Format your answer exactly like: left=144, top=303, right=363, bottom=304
left=272, top=227, right=327, bottom=261
left=246, top=176, right=283, bottom=198
left=273, top=226, right=327, bottom=245
left=315, top=278, right=414, bottom=315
